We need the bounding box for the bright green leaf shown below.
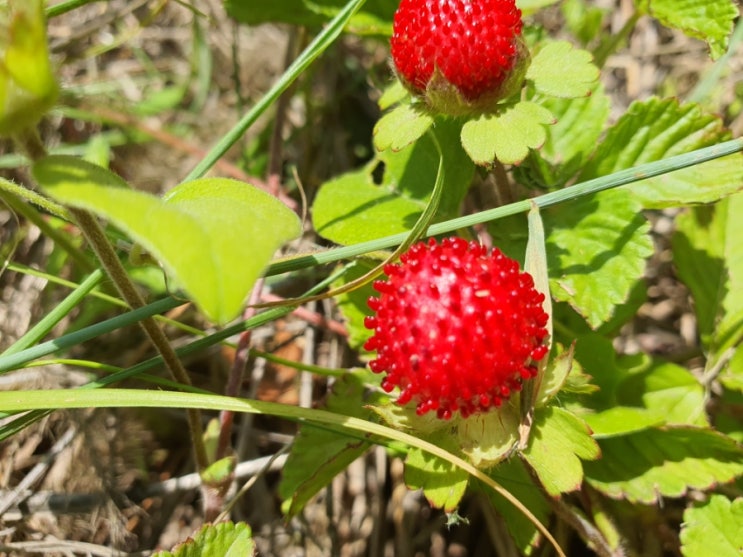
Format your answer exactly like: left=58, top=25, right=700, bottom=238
left=279, top=373, right=373, bottom=516
left=579, top=97, right=743, bottom=208
left=582, top=406, right=666, bottom=439
left=517, top=81, right=610, bottom=188
left=681, top=495, right=743, bottom=557
left=313, top=119, right=473, bottom=244
left=32, top=155, right=301, bottom=324
left=154, top=521, right=255, bottom=557
left=405, top=437, right=469, bottom=512
left=522, top=406, right=600, bottom=496
left=584, top=427, right=743, bottom=504
left=647, top=0, right=738, bottom=60
left=545, top=189, right=653, bottom=328
left=373, top=103, right=434, bottom=152
left=378, top=80, right=408, bottom=111
left=617, top=360, right=708, bottom=427
left=461, top=101, right=555, bottom=165
left=526, top=41, right=599, bottom=98
left=200, top=456, right=236, bottom=486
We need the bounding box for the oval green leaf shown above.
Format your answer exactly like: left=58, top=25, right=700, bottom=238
left=32, top=155, right=301, bottom=324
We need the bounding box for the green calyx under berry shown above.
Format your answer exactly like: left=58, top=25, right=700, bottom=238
left=390, top=0, right=530, bottom=117
left=364, top=237, right=549, bottom=420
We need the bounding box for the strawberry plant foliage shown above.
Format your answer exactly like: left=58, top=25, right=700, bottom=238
left=680, top=495, right=743, bottom=557
left=2, top=0, right=743, bottom=555
left=32, top=156, right=301, bottom=324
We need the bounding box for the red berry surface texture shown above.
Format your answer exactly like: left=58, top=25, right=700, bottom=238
left=390, top=0, right=530, bottom=115
left=364, top=237, right=549, bottom=419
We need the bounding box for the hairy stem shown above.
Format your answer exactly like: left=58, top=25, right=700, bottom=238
left=15, top=129, right=209, bottom=473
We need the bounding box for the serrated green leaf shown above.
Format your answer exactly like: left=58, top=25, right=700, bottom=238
left=647, top=0, right=738, bottom=60
left=313, top=119, right=473, bottom=244
left=681, top=495, right=743, bottom=557
left=457, top=400, right=521, bottom=468
left=526, top=41, right=599, bottom=98
left=545, top=189, right=653, bottom=328
left=585, top=427, right=743, bottom=504
left=522, top=406, right=600, bottom=496
left=404, top=437, right=469, bottom=512
left=573, top=335, right=708, bottom=435
left=224, top=0, right=396, bottom=35
left=579, top=97, right=743, bottom=208
left=279, top=373, right=372, bottom=516
left=154, top=521, right=255, bottom=557
left=32, top=156, right=301, bottom=324
left=461, top=101, right=555, bottom=165
left=674, top=194, right=743, bottom=371
left=373, top=103, right=434, bottom=152
left=582, top=407, right=666, bottom=439
left=617, top=360, right=708, bottom=427
left=517, top=81, right=610, bottom=188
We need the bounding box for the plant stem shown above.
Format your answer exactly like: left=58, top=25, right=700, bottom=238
left=548, top=496, right=625, bottom=557
left=14, top=129, right=209, bottom=473
left=68, top=208, right=209, bottom=471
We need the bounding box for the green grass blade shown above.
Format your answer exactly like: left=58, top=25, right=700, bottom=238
left=183, top=0, right=368, bottom=181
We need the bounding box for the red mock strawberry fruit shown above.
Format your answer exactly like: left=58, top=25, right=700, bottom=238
left=390, top=0, right=530, bottom=116
left=364, top=238, right=549, bottom=419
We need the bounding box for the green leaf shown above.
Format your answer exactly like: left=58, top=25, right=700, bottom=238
left=526, top=41, right=599, bottom=98
left=521, top=406, right=600, bottom=496
left=200, top=456, right=236, bottom=486
left=616, top=359, right=708, bottom=427
left=279, top=372, right=372, bottom=516
left=517, top=81, right=610, bottom=188
left=313, top=119, right=473, bottom=244
left=32, top=155, right=301, bottom=324
left=647, top=0, right=738, bottom=60
left=562, top=0, right=607, bottom=46
left=681, top=495, right=743, bottom=557
left=545, top=189, right=654, bottom=328
left=404, top=437, right=469, bottom=512
left=224, top=0, right=397, bottom=35
left=584, top=427, right=743, bottom=504
left=674, top=194, right=743, bottom=365
left=373, top=103, right=434, bottom=152
left=153, top=521, right=255, bottom=557
left=572, top=336, right=708, bottom=435
left=482, top=458, right=551, bottom=553
left=461, top=101, right=555, bottom=165
left=578, top=97, right=743, bottom=208
left=582, top=407, right=666, bottom=439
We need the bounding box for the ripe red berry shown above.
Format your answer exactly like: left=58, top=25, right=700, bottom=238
left=390, top=0, right=530, bottom=116
left=364, top=237, right=549, bottom=420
